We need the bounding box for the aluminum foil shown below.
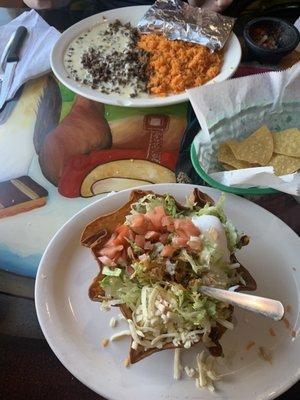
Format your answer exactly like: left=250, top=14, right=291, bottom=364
left=138, top=0, right=235, bottom=51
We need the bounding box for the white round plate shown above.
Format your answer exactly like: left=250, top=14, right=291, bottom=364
left=51, top=6, right=241, bottom=107
left=35, top=183, right=300, bottom=400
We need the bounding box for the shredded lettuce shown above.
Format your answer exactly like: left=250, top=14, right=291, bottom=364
left=131, top=261, right=147, bottom=283
left=205, top=300, right=217, bottom=317
left=119, top=285, right=141, bottom=310
left=193, top=194, right=226, bottom=223
left=171, top=288, right=211, bottom=327
left=180, top=249, right=204, bottom=274
left=163, top=194, right=179, bottom=218
left=124, top=237, right=143, bottom=254
left=132, top=193, right=182, bottom=218
left=224, top=221, right=239, bottom=252
left=132, top=194, right=161, bottom=213
left=97, top=191, right=245, bottom=341
left=100, top=275, right=141, bottom=310
left=102, top=266, right=122, bottom=276
left=179, top=238, right=221, bottom=275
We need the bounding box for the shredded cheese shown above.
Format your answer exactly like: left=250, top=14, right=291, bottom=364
left=228, top=263, right=240, bottom=269
left=127, top=319, right=143, bottom=345
left=184, top=366, right=196, bottom=378
left=141, top=286, right=148, bottom=319
left=101, top=338, right=109, bottom=348
left=147, top=287, right=159, bottom=318
left=123, top=357, right=130, bottom=368
left=110, top=330, right=131, bottom=341
left=173, top=348, right=182, bottom=380
left=131, top=340, right=138, bottom=350
left=194, top=351, right=219, bottom=392
left=151, top=333, right=177, bottom=346
left=109, top=317, right=117, bottom=328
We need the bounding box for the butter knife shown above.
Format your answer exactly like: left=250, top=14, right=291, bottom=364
left=0, top=26, right=28, bottom=110
left=0, top=31, right=16, bottom=74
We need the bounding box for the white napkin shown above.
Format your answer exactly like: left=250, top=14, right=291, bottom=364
left=211, top=168, right=300, bottom=196
left=0, top=10, right=60, bottom=104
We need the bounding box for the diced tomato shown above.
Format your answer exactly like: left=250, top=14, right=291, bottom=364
left=114, top=249, right=128, bottom=263
left=98, top=255, right=116, bottom=267
left=145, top=231, right=160, bottom=241
left=159, top=233, right=169, bottom=244
left=172, top=234, right=188, bottom=247
left=105, top=233, right=118, bottom=247
left=161, top=215, right=175, bottom=232
left=135, top=234, right=145, bottom=248
left=145, top=206, right=166, bottom=231
left=174, top=219, right=200, bottom=237
left=99, top=244, right=124, bottom=259
left=114, top=224, right=132, bottom=245
left=161, top=244, right=176, bottom=257
left=130, top=213, right=153, bottom=234
left=144, top=241, right=153, bottom=250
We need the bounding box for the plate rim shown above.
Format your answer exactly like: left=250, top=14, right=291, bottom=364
left=35, top=183, right=300, bottom=400
left=50, top=6, right=241, bottom=108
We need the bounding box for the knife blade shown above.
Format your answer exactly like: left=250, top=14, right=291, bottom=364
left=0, top=26, right=28, bottom=110
left=0, top=30, right=16, bottom=74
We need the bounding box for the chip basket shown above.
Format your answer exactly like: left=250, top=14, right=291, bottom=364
left=190, top=101, right=300, bottom=196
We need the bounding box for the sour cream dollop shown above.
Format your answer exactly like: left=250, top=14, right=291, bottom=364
left=191, top=215, right=230, bottom=263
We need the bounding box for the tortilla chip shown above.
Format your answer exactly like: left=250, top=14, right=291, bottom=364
left=81, top=189, right=257, bottom=364
left=268, top=154, right=300, bottom=176
left=228, top=125, right=273, bottom=165
left=226, top=139, right=239, bottom=155
left=222, top=163, right=235, bottom=171
left=218, top=142, right=252, bottom=169
left=273, top=128, right=300, bottom=157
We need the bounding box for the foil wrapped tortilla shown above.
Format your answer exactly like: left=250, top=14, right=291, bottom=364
left=138, top=0, right=235, bottom=51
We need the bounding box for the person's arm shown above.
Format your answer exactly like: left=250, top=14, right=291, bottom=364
left=0, top=0, right=24, bottom=7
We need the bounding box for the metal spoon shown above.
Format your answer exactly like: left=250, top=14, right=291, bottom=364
left=200, top=286, right=284, bottom=321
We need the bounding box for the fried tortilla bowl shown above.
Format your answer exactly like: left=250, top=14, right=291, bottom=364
left=81, top=188, right=256, bottom=364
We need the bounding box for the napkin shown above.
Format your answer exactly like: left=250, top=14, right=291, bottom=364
left=0, top=10, right=60, bottom=104
left=210, top=168, right=300, bottom=196
left=188, top=62, right=300, bottom=196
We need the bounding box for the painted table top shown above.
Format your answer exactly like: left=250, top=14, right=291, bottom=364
left=0, top=76, right=187, bottom=277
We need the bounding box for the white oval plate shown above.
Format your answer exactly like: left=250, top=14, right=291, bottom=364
left=51, top=6, right=241, bottom=107
left=35, top=183, right=300, bottom=400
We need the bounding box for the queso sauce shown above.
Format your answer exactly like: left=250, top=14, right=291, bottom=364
left=64, top=20, right=149, bottom=98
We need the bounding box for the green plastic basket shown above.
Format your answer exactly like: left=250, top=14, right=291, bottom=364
left=190, top=142, right=277, bottom=196
left=189, top=100, right=300, bottom=196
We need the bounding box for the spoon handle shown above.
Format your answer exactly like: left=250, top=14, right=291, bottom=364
left=200, top=286, right=284, bottom=321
